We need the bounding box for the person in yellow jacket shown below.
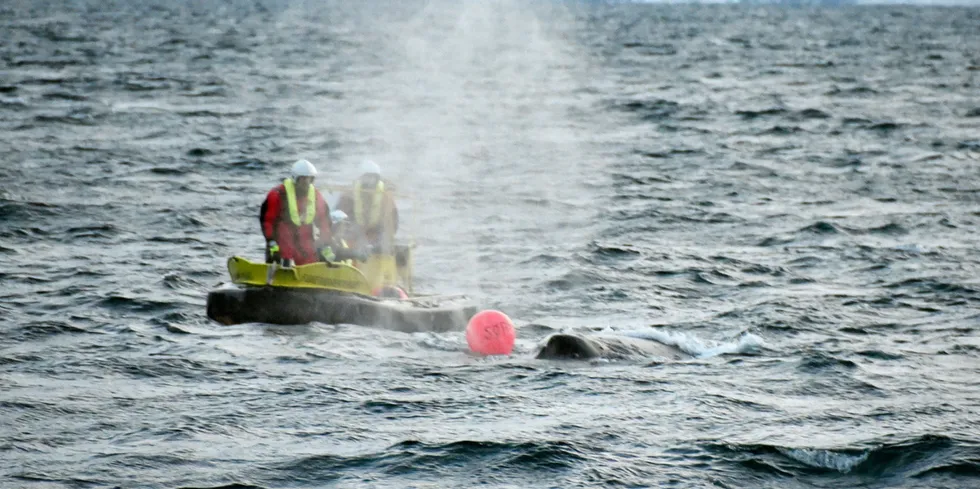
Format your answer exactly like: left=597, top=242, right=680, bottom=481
left=336, top=160, right=398, bottom=254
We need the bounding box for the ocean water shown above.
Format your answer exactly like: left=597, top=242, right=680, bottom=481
left=2, top=1, right=979, bottom=488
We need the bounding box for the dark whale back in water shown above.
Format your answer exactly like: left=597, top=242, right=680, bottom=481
left=536, top=333, right=691, bottom=361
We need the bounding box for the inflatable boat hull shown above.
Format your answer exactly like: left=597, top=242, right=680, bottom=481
left=207, top=286, right=478, bottom=333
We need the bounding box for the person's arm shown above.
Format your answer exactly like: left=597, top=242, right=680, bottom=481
left=261, top=190, right=280, bottom=240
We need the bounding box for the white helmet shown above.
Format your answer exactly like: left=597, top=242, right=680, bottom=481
left=291, top=159, right=317, bottom=178
left=360, top=159, right=381, bottom=176
left=330, top=210, right=348, bottom=223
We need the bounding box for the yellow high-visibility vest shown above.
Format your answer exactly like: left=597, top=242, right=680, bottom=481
left=282, top=178, right=316, bottom=225
left=353, top=180, right=384, bottom=227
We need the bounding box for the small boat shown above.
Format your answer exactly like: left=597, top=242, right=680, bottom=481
left=206, top=245, right=478, bottom=332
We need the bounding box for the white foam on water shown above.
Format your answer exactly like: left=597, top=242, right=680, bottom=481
left=618, top=328, right=767, bottom=358
left=779, top=447, right=869, bottom=474
left=413, top=331, right=468, bottom=353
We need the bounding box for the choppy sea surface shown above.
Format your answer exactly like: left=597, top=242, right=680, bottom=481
left=2, top=1, right=979, bottom=488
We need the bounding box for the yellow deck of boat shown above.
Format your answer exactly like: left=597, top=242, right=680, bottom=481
left=227, top=244, right=414, bottom=296
left=229, top=183, right=417, bottom=295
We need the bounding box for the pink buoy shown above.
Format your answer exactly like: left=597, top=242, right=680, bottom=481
left=372, top=285, right=408, bottom=299
left=466, top=310, right=516, bottom=356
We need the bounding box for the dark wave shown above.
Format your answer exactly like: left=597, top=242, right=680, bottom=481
left=884, top=278, right=978, bottom=296
left=634, top=148, right=704, bottom=160
left=360, top=398, right=461, bottom=415
left=179, top=482, right=268, bottom=489
left=228, top=158, right=269, bottom=170
left=177, top=110, right=246, bottom=118
left=797, top=351, right=858, bottom=373
left=615, top=98, right=681, bottom=121
left=792, top=108, right=832, bottom=120
left=9, top=473, right=107, bottom=488
left=102, top=356, right=252, bottom=380
left=66, top=223, right=118, bottom=239
left=844, top=222, right=908, bottom=236
left=14, top=321, right=94, bottom=340
left=864, top=121, right=906, bottom=133
left=9, top=57, right=89, bottom=68
left=148, top=235, right=206, bottom=244
left=182, top=86, right=230, bottom=98
left=161, top=273, right=204, bottom=290
left=114, top=74, right=179, bottom=92
left=589, top=242, right=641, bottom=258
left=736, top=107, right=787, bottom=120
left=800, top=221, right=845, bottom=235
left=0, top=198, right=62, bottom=220
left=0, top=96, right=29, bottom=109
left=937, top=344, right=980, bottom=355
left=99, top=295, right=180, bottom=314
left=759, top=125, right=805, bottom=135
left=42, top=90, right=90, bottom=101
left=0, top=353, right=44, bottom=366
left=622, top=42, right=676, bottom=56
left=187, top=147, right=215, bottom=157
left=957, top=140, right=980, bottom=151
left=825, top=85, right=880, bottom=97
left=545, top=269, right=612, bottom=291
left=707, top=435, right=977, bottom=479
left=178, top=484, right=266, bottom=489
left=854, top=349, right=904, bottom=361
left=18, top=74, right=99, bottom=86
left=274, top=439, right=590, bottom=482
left=693, top=269, right=739, bottom=286
left=519, top=253, right=565, bottom=265
left=34, top=107, right=105, bottom=126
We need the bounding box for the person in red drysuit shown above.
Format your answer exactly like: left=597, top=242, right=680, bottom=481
left=259, top=159, right=332, bottom=266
